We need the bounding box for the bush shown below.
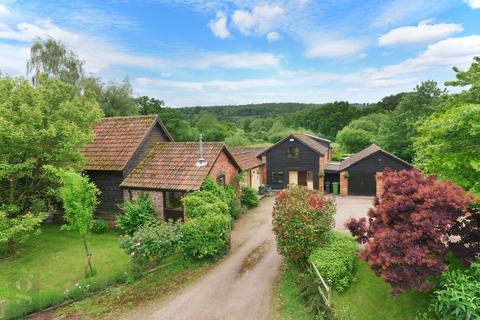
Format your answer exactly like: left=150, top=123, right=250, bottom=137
left=429, top=262, right=480, bottom=320
left=272, top=186, right=335, bottom=264
left=182, top=190, right=229, bottom=218
left=309, top=232, right=358, bottom=292
left=116, top=193, right=157, bottom=235
left=0, top=211, right=45, bottom=254
left=91, top=219, right=109, bottom=234
left=241, top=186, right=259, bottom=209
left=119, top=220, right=183, bottom=267
left=182, top=213, right=231, bottom=260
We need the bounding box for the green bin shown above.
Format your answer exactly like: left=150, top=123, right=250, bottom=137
left=332, top=182, right=339, bottom=195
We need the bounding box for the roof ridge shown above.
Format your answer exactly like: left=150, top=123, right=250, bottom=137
left=99, top=114, right=159, bottom=120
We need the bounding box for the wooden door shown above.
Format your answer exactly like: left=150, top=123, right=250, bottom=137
left=298, top=171, right=307, bottom=186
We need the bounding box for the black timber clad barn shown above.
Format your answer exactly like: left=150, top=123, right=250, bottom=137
left=260, top=134, right=331, bottom=190
left=338, top=144, right=413, bottom=196
left=82, top=115, right=173, bottom=218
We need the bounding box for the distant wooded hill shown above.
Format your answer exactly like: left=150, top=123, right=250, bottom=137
left=178, top=102, right=374, bottom=122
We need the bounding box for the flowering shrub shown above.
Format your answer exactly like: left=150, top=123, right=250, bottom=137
left=117, top=193, right=157, bottom=235
left=182, top=213, right=231, bottom=259
left=346, top=169, right=475, bottom=295
left=91, top=219, right=109, bottom=234
left=309, top=232, right=358, bottom=292
left=241, top=186, right=259, bottom=209
left=119, top=220, right=183, bottom=267
left=272, top=186, right=335, bottom=263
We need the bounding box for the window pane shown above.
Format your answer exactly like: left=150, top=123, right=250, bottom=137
left=272, top=172, right=284, bottom=183
left=288, top=147, right=299, bottom=158
left=165, top=191, right=184, bottom=210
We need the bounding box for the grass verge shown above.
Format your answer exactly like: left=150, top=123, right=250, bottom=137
left=272, top=263, right=315, bottom=320
left=54, top=258, right=212, bottom=319
left=332, top=261, right=432, bottom=320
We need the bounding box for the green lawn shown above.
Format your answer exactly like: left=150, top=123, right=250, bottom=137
left=333, top=261, right=432, bottom=320
left=272, top=263, right=316, bottom=320
left=0, top=225, right=130, bottom=318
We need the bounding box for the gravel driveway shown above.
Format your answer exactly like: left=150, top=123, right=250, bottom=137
left=121, top=195, right=282, bottom=320
left=332, top=195, right=374, bottom=232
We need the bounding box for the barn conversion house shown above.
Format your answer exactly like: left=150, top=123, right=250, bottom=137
left=82, top=115, right=240, bottom=221
left=260, top=133, right=412, bottom=196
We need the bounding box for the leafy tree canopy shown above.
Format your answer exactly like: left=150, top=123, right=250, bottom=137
left=335, top=113, right=389, bottom=153
left=445, top=56, right=480, bottom=106
left=347, top=169, right=474, bottom=295
left=414, top=104, right=480, bottom=195
left=27, top=38, right=84, bottom=87
left=378, top=81, right=443, bottom=161
left=0, top=76, right=102, bottom=212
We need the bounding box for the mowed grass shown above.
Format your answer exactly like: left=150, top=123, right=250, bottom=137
left=333, top=261, right=432, bottom=320
left=0, top=225, right=130, bottom=318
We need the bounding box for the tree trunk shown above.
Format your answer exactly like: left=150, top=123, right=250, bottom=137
left=82, top=236, right=93, bottom=276
left=7, top=240, right=17, bottom=254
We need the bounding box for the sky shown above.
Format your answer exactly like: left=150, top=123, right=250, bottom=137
left=0, top=0, right=479, bottom=107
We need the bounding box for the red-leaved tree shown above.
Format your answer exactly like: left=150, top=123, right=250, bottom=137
left=346, top=169, right=474, bottom=295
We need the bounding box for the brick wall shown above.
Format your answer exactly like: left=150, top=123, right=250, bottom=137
left=340, top=171, right=348, bottom=196
left=318, top=155, right=327, bottom=192
left=209, top=150, right=238, bottom=186
left=376, top=172, right=384, bottom=198
left=319, top=176, right=324, bottom=193
left=123, top=188, right=165, bottom=220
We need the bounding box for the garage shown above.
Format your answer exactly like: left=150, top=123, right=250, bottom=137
left=347, top=172, right=376, bottom=196
left=338, top=144, right=413, bottom=196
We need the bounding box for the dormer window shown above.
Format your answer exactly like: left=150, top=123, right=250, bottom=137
left=288, top=146, right=300, bottom=159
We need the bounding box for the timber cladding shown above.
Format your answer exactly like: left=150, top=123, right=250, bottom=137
left=266, top=139, right=320, bottom=190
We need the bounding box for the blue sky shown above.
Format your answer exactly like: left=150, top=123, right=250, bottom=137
left=0, top=0, right=479, bottom=107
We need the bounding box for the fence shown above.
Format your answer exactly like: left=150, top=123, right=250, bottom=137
left=310, top=261, right=332, bottom=308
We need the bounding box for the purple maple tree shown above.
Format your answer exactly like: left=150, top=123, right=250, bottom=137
left=346, top=169, right=474, bottom=295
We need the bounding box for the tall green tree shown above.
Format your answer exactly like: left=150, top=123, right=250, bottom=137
left=0, top=76, right=102, bottom=212
left=445, top=56, right=480, bottom=106
left=290, top=101, right=360, bottom=140
left=414, top=104, right=480, bottom=195
left=136, top=96, right=198, bottom=141
left=83, top=77, right=138, bottom=117
left=336, top=113, right=389, bottom=153
left=195, top=113, right=231, bottom=141
left=50, top=168, right=99, bottom=276
left=378, top=81, right=443, bottom=161
left=27, top=39, right=84, bottom=86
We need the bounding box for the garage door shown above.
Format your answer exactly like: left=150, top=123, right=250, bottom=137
left=348, top=172, right=376, bottom=196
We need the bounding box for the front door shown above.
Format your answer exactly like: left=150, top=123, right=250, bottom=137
left=298, top=171, right=308, bottom=186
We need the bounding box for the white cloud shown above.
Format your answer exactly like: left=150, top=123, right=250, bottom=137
left=372, top=0, right=444, bottom=27
left=379, top=35, right=480, bottom=75
left=232, top=5, right=284, bottom=35
left=266, top=31, right=280, bottom=42
left=0, top=4, right=11, bottom=16
left=379, top=21, right=463, bottom=46
left=192, top=52, right=280, bottom=69
left=208, top=11, right=230, bottom=39
left=0, top=43, right=30, bottom=75
left=136, top=77, right=283, bottom=91
left=464, top=0, right=480, bottom=9
left=305, top=38, right=364, bottom=58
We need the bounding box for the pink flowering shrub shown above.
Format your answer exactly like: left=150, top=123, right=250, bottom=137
left=272, top=186, right=335, bottom=264
left=120, top=220, right=183, bottom=267
left=346, top=169, right=474, bottom=295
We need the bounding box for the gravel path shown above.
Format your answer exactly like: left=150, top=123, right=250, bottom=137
left=120, top=195, right=282, bottom=320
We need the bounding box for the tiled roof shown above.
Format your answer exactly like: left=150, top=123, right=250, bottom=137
left=292, top=134, right=329, bottom=155
left=121, top=142, right=235, bottom=191
left=82, top=115, right=161, bottom=171
left=339, top=144, right=412, bottom=171
left=230, top=147, right=266, bottom=170
left=258, top=133, right=330, bottom=157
